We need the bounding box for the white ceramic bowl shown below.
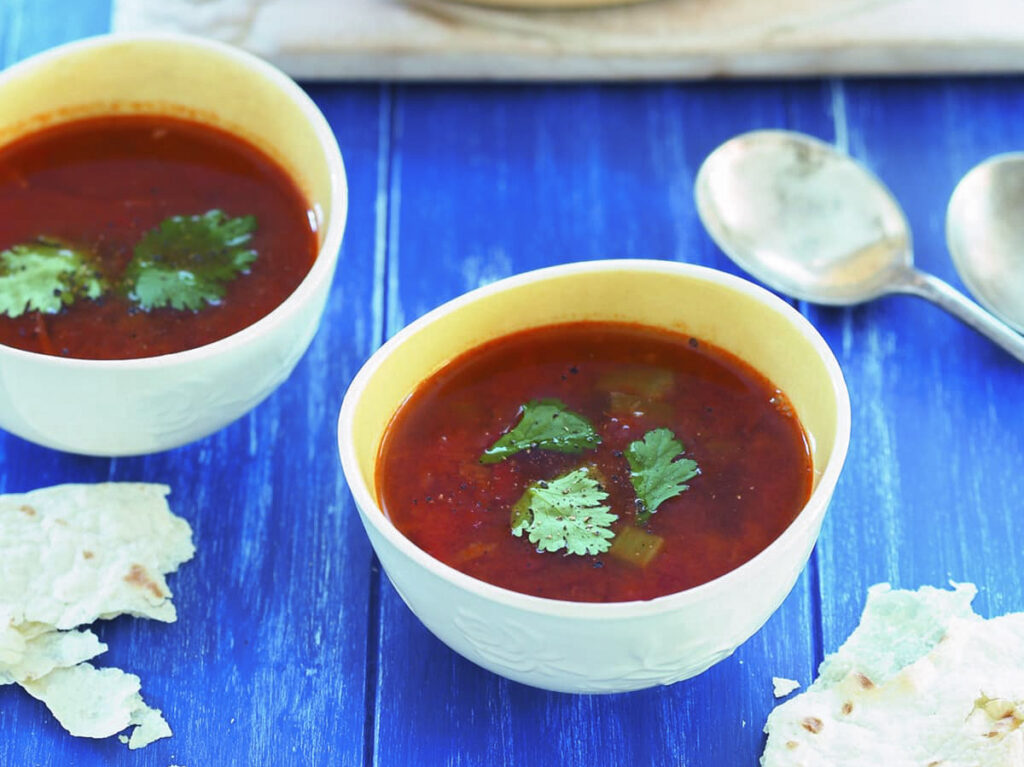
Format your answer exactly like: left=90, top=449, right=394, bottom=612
left=0, top=34, right=347, bottom=456
left=339, top=260, right=850, bottom=694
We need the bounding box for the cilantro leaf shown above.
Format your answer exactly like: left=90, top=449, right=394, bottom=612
left=0, top=239, right=106, bottom=318
left=481, top=398, right=601, bottom=464
left=124, top=210, right=257, bottom=311
left=511, top=467, right=617, bottom=556
left=627, top=428, right=700, bottom=524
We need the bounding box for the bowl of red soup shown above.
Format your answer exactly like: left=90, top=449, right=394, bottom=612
left=0, top=34, right=346, bottom=455
left=338, top=259, right=849, bottom=693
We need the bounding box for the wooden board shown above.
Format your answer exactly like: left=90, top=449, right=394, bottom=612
left=111, top=0, right=1024, bottom=80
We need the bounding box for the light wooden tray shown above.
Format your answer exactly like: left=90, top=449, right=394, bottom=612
left=112, top=0, right=1024, bottom=80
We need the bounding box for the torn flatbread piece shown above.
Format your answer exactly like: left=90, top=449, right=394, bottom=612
left=22, top=662, right=170, bottom=748
left=0, top=627, right=106, bottom=685
left=762, top=583, right=1024, bottom=766
left=0, top=483, right=193, bottom=749
left=0, top=483, right=194, bottom=629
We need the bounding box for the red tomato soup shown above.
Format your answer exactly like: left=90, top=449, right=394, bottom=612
left=377, top=322, right=813, bottom=603
left=0, top=114, right=317, bottom=359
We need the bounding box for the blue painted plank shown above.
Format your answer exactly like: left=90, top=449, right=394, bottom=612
left=6, top=2, right=1024, bottom=765
left=806, top=78, right=1024, bottom=655
left=385, top=80, right=839, bottom=324
left=373, top=80, right=838, bottom=767
left=0, top=62, right=386, bottom=767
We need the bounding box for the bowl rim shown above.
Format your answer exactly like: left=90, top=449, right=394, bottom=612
left=338, top=258, right=851, bottom=619
left=0, top=31, right=348, bottom=368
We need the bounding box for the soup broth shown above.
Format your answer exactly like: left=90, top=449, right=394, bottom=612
left=377, top=322, right=814, bottom=603
left=0, top=114, right=317, bottom=359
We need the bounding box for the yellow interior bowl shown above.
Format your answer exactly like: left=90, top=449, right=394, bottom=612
left=0, top=34, right=333, bottom=227
left=349, top=260, right=844, bottom=500
left=339, top=259, right=850, bottom=693
left=0, top=34, right=347, bottom=456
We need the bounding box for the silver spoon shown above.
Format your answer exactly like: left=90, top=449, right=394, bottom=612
left=694, top=129, right=1024, bottom=363
left=947, top=152, right=1024, bottom=335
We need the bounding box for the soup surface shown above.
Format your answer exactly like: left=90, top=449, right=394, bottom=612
left=377, top=322, right=813, bottom=602
left=0, top=114, right=317, bottom=359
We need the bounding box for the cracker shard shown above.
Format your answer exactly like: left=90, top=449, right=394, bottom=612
left=772, top=677, right=801, bottom=698
left=22, top=663, right=167, bottom=741
left=761, top=583, right=1024, bottom=766
left=0, top=483, right=193, bottom=749
left=0, top=627, right=106, bottom=685
left=0, top=483, right=194, bottom=629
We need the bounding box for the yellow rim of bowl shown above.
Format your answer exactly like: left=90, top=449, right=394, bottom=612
left=0, top=32, right=348, bottom=370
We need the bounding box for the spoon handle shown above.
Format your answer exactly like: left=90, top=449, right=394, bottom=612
left=895, top=268, right=1024, bottom=363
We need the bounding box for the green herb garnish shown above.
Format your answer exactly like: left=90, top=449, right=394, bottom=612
left=0, top=239, right=106, bottom=318
left=481, top=398, right=601, bottom=464
left=123, top=210, right=257, bottom=311
left=627, top=427, right=700, bottom=524
left=510, top=467, right=616, bottom=556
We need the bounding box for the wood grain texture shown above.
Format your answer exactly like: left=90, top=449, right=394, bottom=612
left=4, top=3, right=1024, bottom=766
left=371, top=80, right=838, bottom=766
left=808, top=77, right=1024, bottom=651
left=0, top=51, right=386, bottom=766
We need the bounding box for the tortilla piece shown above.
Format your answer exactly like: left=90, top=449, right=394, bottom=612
left=0, top=483, right=193, bottom=749
left=0, top=627, right=106, bottom=685
left=762, top=583, right=1024, bottom=766
left=22, top=662, right=171, bottom=746
left=814, top=582, right=979, bottom=687
left=0, top=612, right=24, bottom=669
left=127, top=703, right=174, bottom=749
left=0, top=483, right=194, bottom=629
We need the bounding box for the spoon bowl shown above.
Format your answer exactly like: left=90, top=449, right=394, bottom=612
left=695, top=130, right=1024, bottom=363
left=695, top=130, right=912, bottom=305
left=947, top=152, right=1024, bottom=334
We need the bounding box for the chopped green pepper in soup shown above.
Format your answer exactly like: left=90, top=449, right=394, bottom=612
left=376, top=322, right=814, bottom=603
left=0, top=114, right=317, bottom=359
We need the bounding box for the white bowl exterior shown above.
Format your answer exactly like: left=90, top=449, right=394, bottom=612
left=340, top=260, right=850, bottom=694
left=0, top=35, right=347, bottom=456
left=355, top=478, right=828, bottom=694
left=0, top=284, right=328, bottom=455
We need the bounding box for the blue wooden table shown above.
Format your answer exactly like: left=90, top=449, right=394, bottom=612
left=2, top=3, right=1023, bottom=765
